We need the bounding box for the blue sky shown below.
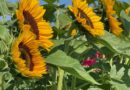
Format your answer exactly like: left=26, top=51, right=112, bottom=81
left=9, top=0, right=129, bottom=5
left=9, top=0, right=71, bottom=5
left=60, top=0, right=71, bottom=5
left=11, top=0, right=130, bottom=4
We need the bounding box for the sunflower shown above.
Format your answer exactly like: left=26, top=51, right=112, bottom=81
left=125, top=7, right=130, bottom=16
left=103, top=0, right=123, bottom=36
left=11, top=25, right=47, bottom=77
left=71, top=29, right=77, bottom=37
left=69, top=0, right=104, bottom=36
left=16, top=0, right=53, bottom=51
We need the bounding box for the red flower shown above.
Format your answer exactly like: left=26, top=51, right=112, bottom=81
left=82, top=57, right=96, bottom=67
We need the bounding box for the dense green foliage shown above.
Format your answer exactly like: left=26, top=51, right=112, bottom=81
left=1, top=0, right=130, bottom=90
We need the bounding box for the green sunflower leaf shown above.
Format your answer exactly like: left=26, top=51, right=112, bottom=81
left=46, top=50, right=99, bottom=85
left=0, top=25, right=14, bottom=53
left=110, top=65, right=125, bottom=80
left=43, top=3, right=57, bottom=22
left=0, top=41, right=8, bottom=53
left=7, top=1, right=18, bottom=12
left=88, top=88, right=103, bottom=90
left=0, top=25, right=14, bottom=44
left=0, top=0, right=10, bottom=15
left=0, top=60, right=7, bottom=70
left=97, top=31, right=130, bottom=57
left=114, top=1, right=129, bottom=15
left=120, top=10, right=130, bottom=35
left=58, top=12, right=72, bottom=29
left=0, top=72, right=13, bottom=90
left=109, top=65, right=130, bottom=90
left=71, top=40, right=87, bottom=54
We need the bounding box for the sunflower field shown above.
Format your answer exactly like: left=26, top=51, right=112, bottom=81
left=1, top=0, right=130, bottom=90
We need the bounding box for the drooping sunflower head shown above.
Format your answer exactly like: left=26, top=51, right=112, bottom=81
left=11, top=26, right=47, bottom=77
left=16, top=0, right=53, bottom=51
left=69, top=0, right=104, bottom=36
left=103, top=0, right=115, bottom=15
left=103, top=0, right=123, bottom=36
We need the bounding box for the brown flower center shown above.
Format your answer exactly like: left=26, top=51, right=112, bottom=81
left=78, top=8, right=94, bottom=28
left=23, top=10, right=39, bottom=39
left=19, top=43, right=34, bottom=71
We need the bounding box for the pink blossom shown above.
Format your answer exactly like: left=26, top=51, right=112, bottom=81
left=82, top=57, right=96, bottom=67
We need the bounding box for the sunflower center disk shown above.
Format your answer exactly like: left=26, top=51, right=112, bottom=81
left=19, top=43, right=34, bottom=71
left=78, top=8, right=94, bottom=28
left=23, top=10, right=39, bottom=39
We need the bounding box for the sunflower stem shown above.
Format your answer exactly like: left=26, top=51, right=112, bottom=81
left=57, top=67, right=64, bottom=90
left=71, top=76, right=76, bottom=90
left=56, top=8, right=60, bottom=29
left=0, top=73, right=4, bottom=90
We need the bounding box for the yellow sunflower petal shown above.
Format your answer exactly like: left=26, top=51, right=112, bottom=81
left=69, top=0, right=104, bottom=36
left=125, top=7, right=130, bottom=14
left=103, top=0, right=123, bottom=36
left=71, top=29, right=77, bottom=37
left=16, top=0, right=53, bottom=50
left=11, top=30, right=47, bottom=78
left=125, top=7, right=130, bottom=17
